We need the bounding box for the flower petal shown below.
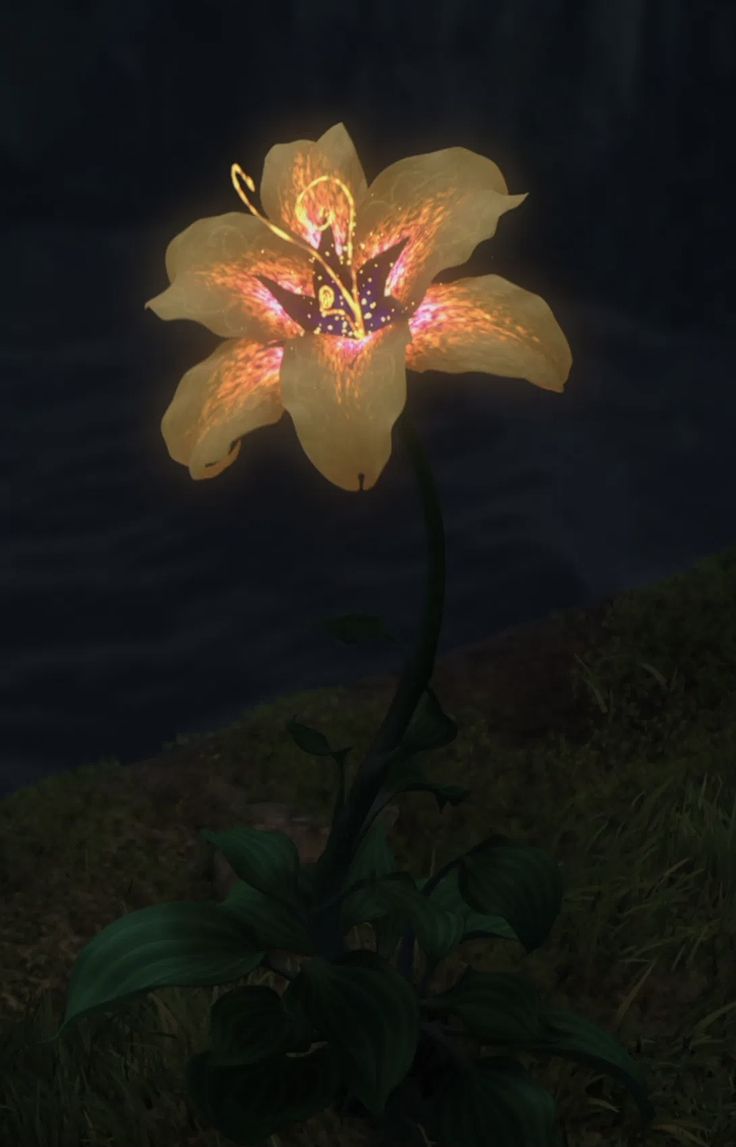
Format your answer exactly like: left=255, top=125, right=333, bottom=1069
left=260, top=122, right=368, bottom=259
left=406, top=274, right=572, bottom=393
left=161, top=338, right=285, bottom=480
left=354, top=148, right=527, bottom=316
left=145, top=213, right=313, bottom=341
left=279, top=322, right=412, bottom=492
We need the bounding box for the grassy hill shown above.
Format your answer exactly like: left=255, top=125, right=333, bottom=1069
left=2, top=544, right=735, bottom=1146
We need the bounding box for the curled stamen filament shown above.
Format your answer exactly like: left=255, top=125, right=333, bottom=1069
left=295, top=174, right=356, bottom=267
left=230, top=164, right=366, bottom=339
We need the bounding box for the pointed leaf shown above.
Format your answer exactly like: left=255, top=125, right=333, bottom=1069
left=283, top=948, right=420, bottom=1117
left=384, top=764, right=470, bottom=812
left=200, top=825, right=302, bottom=909
left=284, top=719, right=352, bottom=831
left=374, top=748, right=470, bottom=814
left=401, top=686, right=458, bottom=754
left=217, top=879, right=316, bottom=954
left=522, top=1007, right=656, bottom=1123
left=337, top=854, right=521, bottom=980
left=428, top=1055, right=561, bottom=1147
left=206, top=984, right=315, bottom=1067
left=417, top=868, right=519, bottom=946
left=340, top=871, right=466, bottom=968
left=285, top=717, right=352, bottom=763
left=53, top=901, right=265, bottom=1039
left=284, top=719, right=353, bottom=832
left=458, top=834, right=564, bottom=952
left=420, top=967, right=548, bottom=1045
left=186, top=1040, right=344, bottom=1144
left=373, top=1068, right=439, bottom=1147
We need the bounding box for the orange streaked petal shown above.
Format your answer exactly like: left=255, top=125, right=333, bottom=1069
left=406, top=274, right=572, bottom=393
left=278, top=320, right=412, bottom=492
left=161, top=338, right=285, bottom=480
left=260, top=122, right=368, bottom=259
left=145, top=213, right=313, bottom=341
left=354, top=148, right=527, bottom=316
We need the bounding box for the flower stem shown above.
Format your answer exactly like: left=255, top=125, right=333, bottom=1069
left=307, top=404, right=446, bottom=958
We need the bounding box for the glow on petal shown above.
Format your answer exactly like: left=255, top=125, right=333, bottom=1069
left=260, top=122, right=368, bottom=258
left=278, top=321, right=412, bottom=492
left=145, top=213, right=312, bottom=341
left=354, top=147, right=527, bottom=316
left=161, top=338, right=285, bottom=479
left=406, top=275, right=572, bottom=392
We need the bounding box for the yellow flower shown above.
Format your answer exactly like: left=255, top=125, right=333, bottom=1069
left=145, top=123, right=572, bottom=492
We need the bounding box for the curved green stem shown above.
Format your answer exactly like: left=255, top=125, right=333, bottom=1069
left=307, top=405, right=446, bottom=957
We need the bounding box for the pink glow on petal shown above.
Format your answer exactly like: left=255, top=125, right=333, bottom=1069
left=406, top=283, right=541, bottom=362
left=201, top=249, right=314, bottom=340
left=357, top=189, right=460, bottom=313
left=199, top=341, right=285, bottom=428
left=273, top=153, right=356, bottom=257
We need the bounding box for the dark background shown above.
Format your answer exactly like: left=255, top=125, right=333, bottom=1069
left=5, top=0, right=733, bottom=330
left=3, top=0, right=735, bottom=797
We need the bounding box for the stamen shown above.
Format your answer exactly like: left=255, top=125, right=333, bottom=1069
left=230, top=163, right=366, bottom=340
left=294, top=174, right=356, bottom=267
left=231, top=164, right=302, bottom=251
left=318, top=285, right=336, bottom=310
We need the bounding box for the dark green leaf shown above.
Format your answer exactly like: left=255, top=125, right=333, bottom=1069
left=284, top=718, right=352, bottom=831
left=459, top=834, right=564, bottom=952
left=217, top=879, right=316, bottom=954
left=401, top=686, right=459, bottom=754
left=340, top=871, right=466, bottom=968
left=387, top=771, right=470, bottom=812
left=199, top=825, right=303, bottom=909
left=373, top=1068, right=439, bottom=1147
left=420, top=967, right=548, bottom=1044
left=206, top=984, right=315, bottom=1067
left=283, top=949, right=419, bottom=1117
left=521, top=1007, right=657, bottom=1123
left=285, top=717, right=352, bottom=763
left=428, top=1055, right=560, bottom=1147
left=416, top=867, right=519, bottom=948
left=371, top=748, right=470, bottom=816
left=335, top=833, right=522, bottom=975
left=52, top=901, right=265, bottom=1039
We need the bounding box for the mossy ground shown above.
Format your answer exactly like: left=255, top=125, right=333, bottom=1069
left=1, top=546, right=735, bottom=1145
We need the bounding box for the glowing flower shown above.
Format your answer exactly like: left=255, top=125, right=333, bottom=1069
left=146, top=123, right=572, bottom=492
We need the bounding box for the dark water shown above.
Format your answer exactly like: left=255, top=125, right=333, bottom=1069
left=3, top=222, right=735, bottom=798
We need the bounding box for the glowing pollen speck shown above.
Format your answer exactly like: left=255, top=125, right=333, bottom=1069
left=230, top=162, right=409, bottom=341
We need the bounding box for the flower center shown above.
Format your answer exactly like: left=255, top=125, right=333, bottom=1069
left=231, top=163, right=408, bottom=341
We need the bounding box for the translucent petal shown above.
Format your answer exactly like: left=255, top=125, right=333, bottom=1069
left=406, top=274, right=572, bottom=392
left=260, top=122, right=369, bottom=260
left=145, top=213, right=312, bottom=340
left=354, top=148, right=527, bottom=316
left=161, top=338, right=285, bottom=480
left=278, top=321, right=413, bottom=492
